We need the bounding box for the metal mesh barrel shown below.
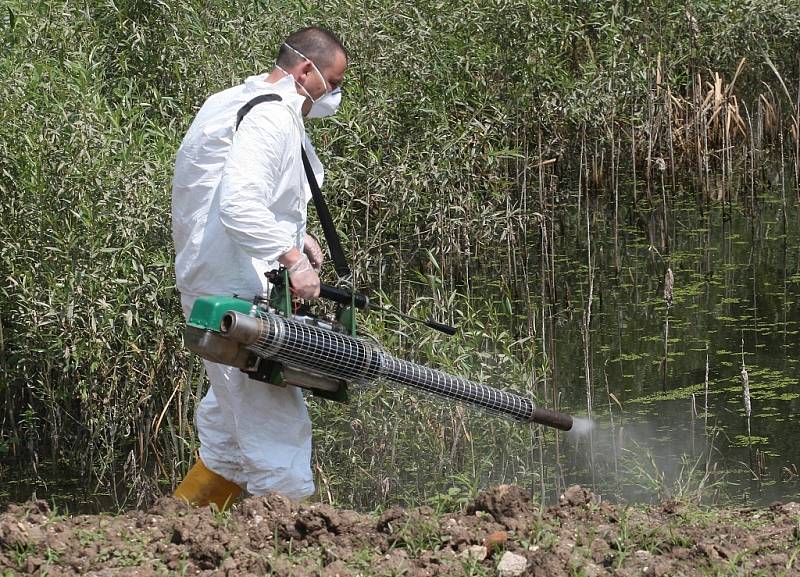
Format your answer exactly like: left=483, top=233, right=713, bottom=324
left=221, top=309, right=571, bottom=429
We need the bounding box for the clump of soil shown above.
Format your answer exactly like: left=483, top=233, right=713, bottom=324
left=1, top=485, right=799, bottom=576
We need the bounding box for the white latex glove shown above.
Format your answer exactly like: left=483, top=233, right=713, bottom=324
left=303, top=233, right=324, bottom=272
left=287, top=253, right=320, bottom=299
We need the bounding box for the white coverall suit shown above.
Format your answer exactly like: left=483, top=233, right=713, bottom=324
left=172, top=73, right=324, bottom=500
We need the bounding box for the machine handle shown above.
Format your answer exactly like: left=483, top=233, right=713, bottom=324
left=319, top=283, right=370, bottom=309
left=425, top=319, right=457, bottom=335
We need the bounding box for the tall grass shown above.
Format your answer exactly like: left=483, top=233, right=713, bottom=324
left=1, top=0, right=798, bottom=508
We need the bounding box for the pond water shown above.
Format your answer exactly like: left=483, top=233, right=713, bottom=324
left=536, top=189, right=800, bottom=505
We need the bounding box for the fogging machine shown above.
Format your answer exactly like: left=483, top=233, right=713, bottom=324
left=184, top=269, right=573, bottom=431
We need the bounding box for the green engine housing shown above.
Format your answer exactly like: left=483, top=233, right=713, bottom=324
left=184, top=294, right=348, bottom=403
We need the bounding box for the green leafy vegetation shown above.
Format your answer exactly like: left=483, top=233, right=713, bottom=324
left=1, top=0, right=799, bottom=510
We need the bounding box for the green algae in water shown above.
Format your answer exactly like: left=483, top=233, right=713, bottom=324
left=730, top=435, right=771, bottom=448
left=628, top=383, right=713, bottom=404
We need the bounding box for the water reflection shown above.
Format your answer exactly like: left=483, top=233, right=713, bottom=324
left=547, top=193, right=800, bottom=504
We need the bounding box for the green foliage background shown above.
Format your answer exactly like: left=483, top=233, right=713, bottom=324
left=0, top=0, right=798, bottom=507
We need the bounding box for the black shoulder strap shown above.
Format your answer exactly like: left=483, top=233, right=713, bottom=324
left=235, top=93, right=351, bottom=278
left=301, top=148, right=351, bottom=278
left=235, top=93, right=282, bottom=130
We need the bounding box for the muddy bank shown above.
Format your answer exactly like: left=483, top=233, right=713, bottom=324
left=1, top=485, right=799, bottom=576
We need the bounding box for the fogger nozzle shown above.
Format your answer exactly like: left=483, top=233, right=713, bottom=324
left=530, top=407, right=573, bottom=431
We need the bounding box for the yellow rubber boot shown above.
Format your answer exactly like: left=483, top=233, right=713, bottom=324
left=174, top=458, right=242, bottom=510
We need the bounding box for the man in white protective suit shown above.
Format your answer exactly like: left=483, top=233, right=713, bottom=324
left=171, top=26, right=347, bottom=509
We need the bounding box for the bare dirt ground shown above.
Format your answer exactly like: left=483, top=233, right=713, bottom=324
left=1, top=485, right=799, bottom=576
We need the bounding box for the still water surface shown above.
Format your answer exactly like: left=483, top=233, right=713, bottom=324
left=548, top=192, right=799, bottom=504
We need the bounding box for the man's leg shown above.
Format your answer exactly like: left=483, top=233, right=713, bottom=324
left=176, top=294, right=315, bottom=504
left=232, top=375, right=315, bottom=500
left=200, top=361, right=315, bottom=501
left=175, top=295, right=244, bottom=510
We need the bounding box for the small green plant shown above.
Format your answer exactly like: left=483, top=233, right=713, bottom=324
left=113, top=547, right=146, bottom=568
left=787, top=544, right=800, bottom=572
left=43, top=546, right=60, bottom=564
left=605, top=507, right=636, bottom=569
left=628, top=523, right=667, bottom=555
left=665, top=526, right=695, bottom=548
left=570, top=559, right=597, bottom=577
left=272, top=535, right=297, bottom=562
left=349, top=547, right=378, bottom=571
left=426, top=485, right=473, bottom=515
left=459, top=556, right=490, bottom=577
left=77, top=527, right=107, bottom=547
left=722, top=547, right=751, bottom=573
left=112, top=528, right=149, bottom=567
left=393, top=516, right=447, bottom=557
left=209, top=502, right=235, bottom=529
left=11, top=542, right=36, bottom=568
left=524, top=518, right=559, bottom=551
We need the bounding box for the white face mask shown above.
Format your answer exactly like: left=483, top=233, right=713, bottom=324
left=283, top=43, right=342, bottom=118
left=306, top=88, right=342, bottom=118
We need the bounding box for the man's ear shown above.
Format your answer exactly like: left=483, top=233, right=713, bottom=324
left=295, top=60, right=314, bottom=84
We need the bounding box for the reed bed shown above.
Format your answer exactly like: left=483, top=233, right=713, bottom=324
left=1, top=0, right=798, bottom=509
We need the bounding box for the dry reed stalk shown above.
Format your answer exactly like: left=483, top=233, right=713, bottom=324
left=741, top=364, right=751, bottom=419
left=662, top=267, right=673, bottom=389
left=656, top=52, right=662, bottom=97
left=515, top=127, right=527, bottom=304
left=546, top=193, right=558, bottom=440
left=582, top=204, right=594, bottom=419
left=762, top=55, right=800, bottom=193
left=780, top=111, right=788, bottom=231
left=741, top=338, right=752, bottom=451
left=536, top=425, right=547, bottom=506
left=581, top=152, right=596, bottom=488
left=603, top=364, right=619, bottom=477
left=690, top=393, right=697, bottom=455
left=663, top=267, right=674, bottom=306
left=631, top=107, right=638, bottom=207
left=794, top=71, right=800, bottom=192
left=666, top=86, right=676, bottom=190
left=529, top=127, right=551, bottom=505
left=693, top=72, right=703, bottom=179
left=704, top=347, right=709, bottom=431
left=743, top=101, right=756, bottom=207
left=537, top=128, right=548, bottom=413
left=591, top=142, right=604, bottom=192
left=759, top=92, right=778, bottom=141
left=704, top=74, right=747, bottom=143
left=701, top=75, right=711, bottom=194
left=612, top=130, right=620, bottom=273
left=755, top=449, right=766, bottom=479
left=646, top=60, right=657, bottom=197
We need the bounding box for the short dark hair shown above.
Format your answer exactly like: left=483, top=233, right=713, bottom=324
left=276, top=27, right=347, bottom=71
